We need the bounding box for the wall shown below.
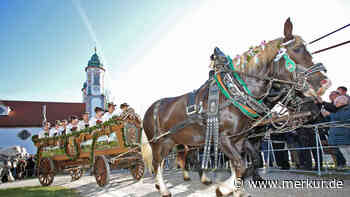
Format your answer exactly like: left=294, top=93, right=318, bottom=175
left=0, top=127, right=41, bottom=154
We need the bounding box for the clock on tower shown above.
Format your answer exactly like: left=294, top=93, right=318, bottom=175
left=82, top=48, right=106, bottom=118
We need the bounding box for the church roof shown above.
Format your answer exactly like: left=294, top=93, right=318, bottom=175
left=88, top=52, right=102, bottom=67
left=0, top=100, right=85, bottom=127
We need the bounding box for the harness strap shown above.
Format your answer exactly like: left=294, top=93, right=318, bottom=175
left=153, top=100, right=162, bottom=140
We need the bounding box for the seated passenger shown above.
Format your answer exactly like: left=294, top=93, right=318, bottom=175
left=49, top=120, right=61, bottom=137
left=102, top=102, right=120, bottom=122
left=67, top=115, right=79, bottom=134
left=78, top=112, right=90, bottom=130
left=89, top=107, right=104, bottom=126
left=60, top=119, right=69, bottom=135
left=120, top=103, right=141, bottom=123
left=39, top=122, right=51, bottom=139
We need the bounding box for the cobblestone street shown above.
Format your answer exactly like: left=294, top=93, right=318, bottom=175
left=1, top=169, right=350, bottom=197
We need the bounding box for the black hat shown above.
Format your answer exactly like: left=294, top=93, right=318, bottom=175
left=108, top=102, right=117, bottom=108
left=69, top=115, right=78, bottom=121
left=120, top=102, right=129, bottom=108
left=94, top=107, right=104, bottom=113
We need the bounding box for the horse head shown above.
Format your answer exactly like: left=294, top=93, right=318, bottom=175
left=274, top=18, right=331, bottom=99
left=222, top=18, right=331, bottom=105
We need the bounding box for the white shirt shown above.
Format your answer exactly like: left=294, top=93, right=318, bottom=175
left=89, top=116, right=103, bottom=127
left=49, top=128, right=59, bottom=137
left=39, top=129, right=50, bottom=139
left=78, top=120, right=90, bottom=131
left=102, top=110, right=121, bottom=122
left=67, top=123, right=79, bottom=134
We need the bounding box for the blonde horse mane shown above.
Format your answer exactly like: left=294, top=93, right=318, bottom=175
left=230, top=36, right=305, bottom=74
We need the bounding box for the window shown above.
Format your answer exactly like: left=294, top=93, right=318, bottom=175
left=0, top=105, right=9, bottom=115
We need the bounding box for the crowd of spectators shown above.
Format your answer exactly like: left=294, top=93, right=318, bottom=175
left=262, top=86, right=350, bottom=170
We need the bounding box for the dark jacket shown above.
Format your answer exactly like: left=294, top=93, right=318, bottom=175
left=326, top=105, right=350, bottom=145
left=322, top=101, right=337, bottom=113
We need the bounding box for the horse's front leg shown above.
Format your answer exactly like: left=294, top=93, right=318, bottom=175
left=216, top=134, right=251, bottom=197
left=153, top=138, right=175, bottom=197
left=176, top=145, right=191, bottom=181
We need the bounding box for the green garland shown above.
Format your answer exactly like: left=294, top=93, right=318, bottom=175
left=31, top=117, right=135, bottom=166
left=89, top=134, right=98, bottom=166
left=32, top=118, right=124, bottom=144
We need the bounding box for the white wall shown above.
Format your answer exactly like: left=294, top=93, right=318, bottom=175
left=0, top=127, right=41, bottom=154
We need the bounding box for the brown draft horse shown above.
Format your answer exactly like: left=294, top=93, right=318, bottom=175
left=141, top=18, right=331, bottom=197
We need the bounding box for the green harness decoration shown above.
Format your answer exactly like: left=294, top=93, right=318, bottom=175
left=214, top=55, right=263, bottom=119
left=283, top=53, right=296, bottom=72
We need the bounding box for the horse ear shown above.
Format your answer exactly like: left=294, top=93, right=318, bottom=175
left=283, top=17, right=293, bottom=42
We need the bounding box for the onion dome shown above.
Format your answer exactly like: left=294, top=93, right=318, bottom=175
left=88, top=52, right=102, bottom=67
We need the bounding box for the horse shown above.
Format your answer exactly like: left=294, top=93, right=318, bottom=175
left=141, top=18, right=331, bottom=197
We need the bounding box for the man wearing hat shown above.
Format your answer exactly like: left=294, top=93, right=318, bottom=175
left=89, top=107, right=104, bottom=127
left=102, top=102, right=121, bottom=122
left=78, top=112, right=90, bottom=130
left=67, top=115, right=79, bottom=134
left=120, top=102, right=141, bottom=123
left=49, top=120, right=61, bottom=137
left=39, top=122, right=51, bottom=139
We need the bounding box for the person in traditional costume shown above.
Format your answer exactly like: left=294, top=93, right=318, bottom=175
left=39, top=122, right=51, bottom=138
left=89, top=107, right=104, bottom=126
left=67, top=115, right=79, bottom=134
left=78, top=112, right=90, bottom=130
left=49, top=120, right=61, bottom=137
left=60, top=120, right=69, bottom=135
left=120, top=103, right=141, bottom=122
left=102, top=102, right=120, bottom=122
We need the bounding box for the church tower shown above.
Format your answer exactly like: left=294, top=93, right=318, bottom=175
left=82, top=48, right=106, bottom=118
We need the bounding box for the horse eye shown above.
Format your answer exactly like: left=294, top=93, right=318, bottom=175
left=293, top=47, right=302, bottom=53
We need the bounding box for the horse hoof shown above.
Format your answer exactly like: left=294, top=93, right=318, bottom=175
left=202, top=180, right=212, bottom=185
left=215, top=188, right=224, bottom=197
left=216, top=187, right=233, bottom=197
left=184, top=177, right=191, bottom=181
left=155, top=184, right=160, bottom=190
left=162, top=193, right=172, bottom=197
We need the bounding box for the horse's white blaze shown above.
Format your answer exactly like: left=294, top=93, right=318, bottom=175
left=218, top=162, right=237, bottom=196
left=200, top=171, right=211, bottom=183
left=156, top=160, right=170, bottom=196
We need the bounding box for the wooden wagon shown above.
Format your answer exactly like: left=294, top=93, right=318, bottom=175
left=31, top=117, right=145, bottom=187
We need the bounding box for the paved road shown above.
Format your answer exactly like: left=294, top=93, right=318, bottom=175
left=1, top=169, right=350, bottom=197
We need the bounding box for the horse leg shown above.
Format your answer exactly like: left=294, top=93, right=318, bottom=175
left=176, top=145, right=191, bottom=181
left=153, top=138, right=175, bottom=197
left=242, top=140, right=268, bottom=185
left=195, top=169, right=211, bottom=185
left=216, top=136, right=251, bottom=197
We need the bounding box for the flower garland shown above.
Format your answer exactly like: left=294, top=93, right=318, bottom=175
left=32, top=117, right=132, bottom=165
left=89, top=134, right=98, bottom=166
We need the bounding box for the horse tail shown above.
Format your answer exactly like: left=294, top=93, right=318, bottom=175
left=141, top=128, right=153, bottom=174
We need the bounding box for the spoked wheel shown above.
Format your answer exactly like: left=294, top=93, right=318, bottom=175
left=38, top=158, right=55, bottom=186
left=130, top=156, right=145, bottom=181
left=71, top=168, right=83, bottom=181
left=94, top=155, right=110, bottom=187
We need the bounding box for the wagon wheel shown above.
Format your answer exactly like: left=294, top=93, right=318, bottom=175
left=38, top=158, right=55, bottom=186
left=71, top=168, right=83, bottom=181
left=94, top=155, right=110, bottom=187
left=130, top=156, right=145, bottom=180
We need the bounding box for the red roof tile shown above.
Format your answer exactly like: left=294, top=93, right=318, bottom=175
left=0, top=100, right=85, bottom=127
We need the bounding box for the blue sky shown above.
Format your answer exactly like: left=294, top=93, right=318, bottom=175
left=1, top=0, right=350, bottom=116
left=0, top=0, right=198, bottom=102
